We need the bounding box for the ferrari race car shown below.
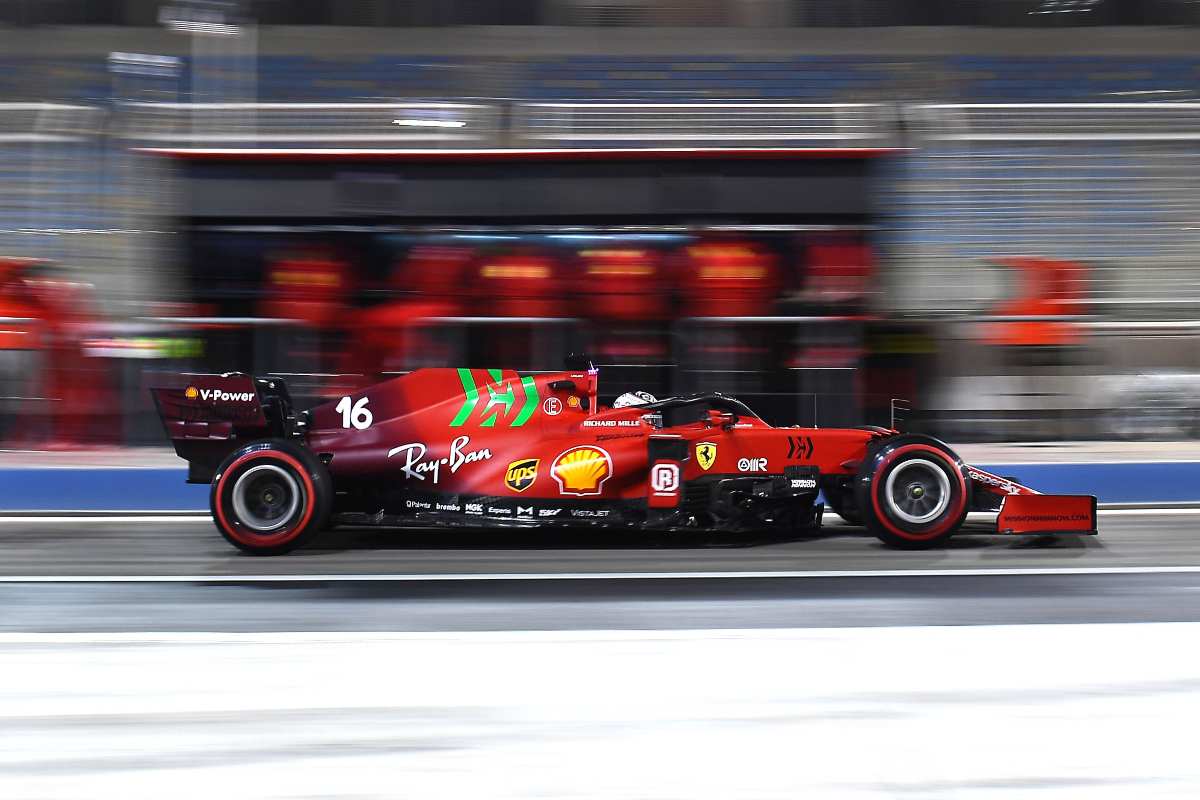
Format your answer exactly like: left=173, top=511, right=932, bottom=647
left=153, top=364, right=1097, bottom=555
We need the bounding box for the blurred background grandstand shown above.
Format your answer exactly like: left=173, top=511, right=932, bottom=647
left=3, top=0, right=1200, bottom=447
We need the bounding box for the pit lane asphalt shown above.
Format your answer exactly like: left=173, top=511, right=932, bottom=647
left=6, top=569, right=1200, bottom=632
left=1, top=512, right=1200, bottom=633
left=0, top=511, right=1191, bottom=578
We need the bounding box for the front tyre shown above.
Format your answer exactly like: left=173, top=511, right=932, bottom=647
left=211, top=440, right=332, bottom=555
left=855, top=437, right=968, bottom=549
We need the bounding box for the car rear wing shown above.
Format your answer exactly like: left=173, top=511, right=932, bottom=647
left=150, top=373, right=301, bottom=483
left=966, top=465, right=1097, bottom=535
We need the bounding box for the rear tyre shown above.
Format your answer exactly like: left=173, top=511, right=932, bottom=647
left=210, top=440, right=332, bottom=555
left=855, top=436, right=968, bottom=549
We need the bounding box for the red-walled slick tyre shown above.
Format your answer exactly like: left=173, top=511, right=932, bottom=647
left=210, top=440, right=332, bottom=555
left=855, top=436, right=968, bottom=549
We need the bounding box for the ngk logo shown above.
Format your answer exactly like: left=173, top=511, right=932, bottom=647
left=650, top=462, right=680, bottom=495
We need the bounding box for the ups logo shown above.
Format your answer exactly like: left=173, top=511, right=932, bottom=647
left=504, top=458, right=539, bottom=493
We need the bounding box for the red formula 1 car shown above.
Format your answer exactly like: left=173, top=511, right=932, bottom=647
left=153, top=364, right=1097, bottom=555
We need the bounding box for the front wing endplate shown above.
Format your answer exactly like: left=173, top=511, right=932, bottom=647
left=996, top=493, right=1098, bottom=535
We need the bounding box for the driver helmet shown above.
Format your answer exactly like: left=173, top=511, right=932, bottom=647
left=612, top=390, right=657, bottom=409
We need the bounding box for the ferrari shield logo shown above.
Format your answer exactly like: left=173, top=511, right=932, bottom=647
left=695, top=442, right=717, bottom=471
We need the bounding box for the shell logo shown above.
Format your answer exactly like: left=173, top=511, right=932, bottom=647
left=551, top=446, right=613, bottom=496
left=184, top=385, right=199, bottom=400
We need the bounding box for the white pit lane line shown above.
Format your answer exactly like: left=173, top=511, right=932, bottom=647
left=0, top=514, right=213, bottom=522
left=5, top=567, right=1200, bottom=582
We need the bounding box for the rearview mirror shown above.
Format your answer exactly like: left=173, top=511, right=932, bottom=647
left=707, top=409, right=739, bottom=429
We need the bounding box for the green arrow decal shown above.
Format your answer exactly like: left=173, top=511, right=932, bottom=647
left=512, top=375, right=539, bottom=427
left=480, top=379, right=514, bottom=427
left=451, top=369, right=537, bottom=427
left=450, top=368, right=478, bottom=426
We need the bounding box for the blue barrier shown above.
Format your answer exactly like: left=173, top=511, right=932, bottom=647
left=979, top=462, right=1200, bottom=506
left=0, top=461, right=1197, bottom=512
left=0, top=469, right=207, bottom=512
